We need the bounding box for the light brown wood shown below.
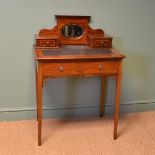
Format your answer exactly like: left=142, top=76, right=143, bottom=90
left=35, top=15, right=112, bottom=49
left=87, top=35, right=112, bottom=48
left=37, top=62, right=43, bottom=146
left=35, top=52, right=124, bottom=145
left=34, top=15, right=125, bottom=146
left=84, top=61, right=117, bottom=75
left=100, top=76, right=105, bottom=117
left=43, top=62, right=82, bottom=77
left=42, top=61, right=118, bottom=77
left=113, top=61, right=122, bottom=140
left=35, top=62, right=38, bottom=121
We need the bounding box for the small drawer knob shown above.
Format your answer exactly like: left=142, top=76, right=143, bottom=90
left=59, top=66, right=64, bottom=72
left=46, top=41, right=50, bottom=45
left=101, top=41, right=104, bottom=45
left=98, top=64, right=103, bottom=71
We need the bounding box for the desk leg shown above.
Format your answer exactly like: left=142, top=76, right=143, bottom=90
left=100, top=76, right=105, bottom=117
left=37, top=62, right=43, bottom=146
left=35, top=62, right=38, bottom=122
left=113, top=61, right=122, bottom=140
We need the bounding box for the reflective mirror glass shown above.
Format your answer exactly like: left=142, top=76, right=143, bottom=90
left=61, top=24, right=83, bottom=38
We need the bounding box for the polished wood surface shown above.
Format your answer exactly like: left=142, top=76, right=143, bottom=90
left=100, top=76, right=105, bottom=117
left=34, top=15, right=125, bottom=146
left=113, top=61, right=122, bottom=139
left=35, top=15, right=112, bottom=48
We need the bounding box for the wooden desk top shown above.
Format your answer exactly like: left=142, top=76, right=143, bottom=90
left=35, top=46, right=125, bottom=60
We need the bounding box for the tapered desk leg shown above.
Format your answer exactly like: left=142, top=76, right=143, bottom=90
left=37, top=62, right=43, bottom=146
left=113, top=61, right=122, bottom=140
left=35, top=62, right=38, bottom=121
left=100, top=76, right=105, bottom=117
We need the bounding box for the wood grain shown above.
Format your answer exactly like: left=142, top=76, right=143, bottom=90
left=34, top=15, right=126, bottom=145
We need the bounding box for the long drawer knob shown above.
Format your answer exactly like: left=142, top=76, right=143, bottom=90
left=98, top=64, right=103, bottom=71
left=59, top=66, right=64, bottom=72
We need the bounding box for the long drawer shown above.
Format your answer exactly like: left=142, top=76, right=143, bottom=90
left=42, top=61, right=118, bottom=77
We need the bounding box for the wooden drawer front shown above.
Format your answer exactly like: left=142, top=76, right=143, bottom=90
left=85, top=61, right=117, bottom=75
left=94, top=39, right=111, bottom=48
left=43, top=63, right=82, bottom=76
left=37, top=39, right=57, bottom=48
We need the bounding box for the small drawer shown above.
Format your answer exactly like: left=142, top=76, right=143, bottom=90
left=84, top=61, right=117, bottom=75
left=94, top=39, right=111, bottom=48
left=36, top=39, right=58, bottom=48
left=43, top=62, right=82, bottom=77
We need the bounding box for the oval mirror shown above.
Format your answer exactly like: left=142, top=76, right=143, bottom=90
left=61, top=24, right=83, bottom=39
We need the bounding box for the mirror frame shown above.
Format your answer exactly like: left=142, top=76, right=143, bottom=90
left=51, top=15, right=90, bottom=45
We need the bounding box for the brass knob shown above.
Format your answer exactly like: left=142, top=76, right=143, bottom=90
left=59, top=66, right=64, bottom=72
left=98, top=64, right=103, bottom=71
left=46, top=41, right=50, bottom=45
left=101, top=41, right=104, bottom=45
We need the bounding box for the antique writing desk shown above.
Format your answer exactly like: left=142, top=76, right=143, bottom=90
left=34, top=15, right=125, bottom=146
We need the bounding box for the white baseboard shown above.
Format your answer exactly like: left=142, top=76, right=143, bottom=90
left=0, top=99, right=155, bottom=121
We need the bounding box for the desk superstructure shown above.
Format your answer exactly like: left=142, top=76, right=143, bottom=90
left=34, top=15, right=125, bottom=146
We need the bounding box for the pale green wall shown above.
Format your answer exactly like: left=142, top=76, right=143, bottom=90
left=0, top=0, right=155, bottom=120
